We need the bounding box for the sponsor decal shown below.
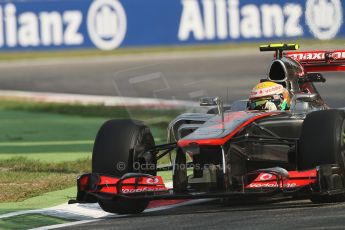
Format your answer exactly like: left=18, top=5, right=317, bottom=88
left=122, top=187, right=167, bottom=194
left=0, top=3, right=83, bottom=48
left=0, top=0, right=127, bottom=50
left=0, top=0, right=344, bottom=51
left=305, top=0, right=343, bottom=40
left=248, top=182, right=297, bottom=188
left=286, top=51, right=345, bottom=61
left=259, top=173, right=273, bottom=181
left=178, top=0, right=304, bottom=41
left=178, top=0, right=343, bottom=41
left=146, top=177, right=160, bottom=185
left=87, top=0, right=127, bottom=50
left=251, top=84, right=283, bottom=98
left=286, top=52, right=326, bottom=61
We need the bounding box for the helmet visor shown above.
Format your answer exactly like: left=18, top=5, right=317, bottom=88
left=248, top=95, right=282, bottom=110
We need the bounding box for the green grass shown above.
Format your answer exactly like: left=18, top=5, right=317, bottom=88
left=0, top=157, right=90, bottom=202
left=0, top=156, right=172, bottom=203
left=0, top=214, right=72, bottom=230
left=0, top=153, right=89, bottom=162
left=0, top=110, right=101, bottom=144
left=0, top=99, right=179, bottom=158
left=0, top=170, right=172, bottom=215
left=0, top=99, right=181, bottom=120
left=0, top=39, right=344, bottom=61
left=0, top=99, right=177, bottom=211
left=0, top=187, right=76, bottom=214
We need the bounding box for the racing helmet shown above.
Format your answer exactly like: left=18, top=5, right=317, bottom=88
left=248, top=81, right=290, bottom=111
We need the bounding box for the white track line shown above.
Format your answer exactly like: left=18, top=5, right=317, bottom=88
left=0, top=90, right=197, bottom=108
left=0, top=203, right=111, bottom=221
left=29, top=198, right=215, bottom=230
left=0, top=182, right=173, bottom=221
left=0, top=180, right=213, bottom=229
left=30, top=220, right=100, bottom=230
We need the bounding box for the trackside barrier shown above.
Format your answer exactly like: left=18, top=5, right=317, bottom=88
left=0, top=0, right=343, bottom=51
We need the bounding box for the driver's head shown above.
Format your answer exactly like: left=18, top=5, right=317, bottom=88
left=248, top=82, right=290, bottom=111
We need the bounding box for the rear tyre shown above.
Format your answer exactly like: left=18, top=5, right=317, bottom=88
left=92, top=119, right=156, bottom=214
left=298, top=110, right=345, bottom=203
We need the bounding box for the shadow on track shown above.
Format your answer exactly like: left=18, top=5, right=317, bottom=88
left=105, top=198, right=337, bottom=220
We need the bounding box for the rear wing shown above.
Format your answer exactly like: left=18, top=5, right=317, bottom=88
left=284, top=50, right=345, bottom=72
left=259, top=44, right=345, bottom=73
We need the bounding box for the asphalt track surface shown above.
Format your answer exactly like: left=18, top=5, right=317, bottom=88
left=62, top=199, right=345, bottom=230
left=0, top=49, right=344, bottom=107
left=1, top=49, right=345, bottom=229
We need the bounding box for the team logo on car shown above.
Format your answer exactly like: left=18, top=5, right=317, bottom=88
left=305, top=0, right=343, bottom=40
left=259, top=173, right=273, bottom=181
left=87, top=0, right=127, bottom=50
left=146, top=177, right=160, bottom=184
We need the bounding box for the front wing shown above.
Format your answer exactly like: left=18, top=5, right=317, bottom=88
left=69, top=166, right=344, bottom=204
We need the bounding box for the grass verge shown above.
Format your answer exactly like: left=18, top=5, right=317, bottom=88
left=0, top=99, right=177, bottom=211
left=0, top=214, right=72, bottom=230
left=0, top=187, right=76, bottom=214
left=0, top=157, right=89, bottom=202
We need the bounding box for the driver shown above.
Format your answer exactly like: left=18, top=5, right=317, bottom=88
left=248, top=81, right=290, bottom=111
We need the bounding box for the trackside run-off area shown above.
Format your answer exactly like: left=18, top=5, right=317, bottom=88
left=0, top=97, right=188, bottom=229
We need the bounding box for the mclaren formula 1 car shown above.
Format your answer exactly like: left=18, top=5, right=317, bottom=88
left=69, top=44, right=345, bottom=214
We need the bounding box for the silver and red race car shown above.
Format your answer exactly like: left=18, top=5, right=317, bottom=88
left=69, top=44, right=345, bottom=214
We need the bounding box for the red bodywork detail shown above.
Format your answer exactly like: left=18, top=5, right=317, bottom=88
left=78, top=175, right=167, bottom=195
left=178, top=112, right=276, bottom=147
left=247, top=170, right=317, bottom=189
left=303, top=65, right=345, bottom=73
left=285, top=50, right=345, bottom=73
left=78, top=175, right=89, bottom=191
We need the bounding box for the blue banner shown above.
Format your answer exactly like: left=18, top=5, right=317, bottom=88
left=0, top=0, right=343, bottom=51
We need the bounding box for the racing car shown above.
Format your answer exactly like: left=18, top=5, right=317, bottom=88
left=69, top=44, right=345, bottom=214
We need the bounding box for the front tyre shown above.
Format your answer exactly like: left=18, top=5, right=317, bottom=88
left=98, top=199, right=149, bottom=215
left=92, top=119, right=156, bottom=176
left=173, top=149, right=188, bottom=193
left=92, top=119, right=156, bottom=214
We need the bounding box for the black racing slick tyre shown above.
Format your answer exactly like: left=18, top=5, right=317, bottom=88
left=92, top=119, right=156, bottom=214
left=298, top=110, right=345, bottom=203
left=92, top=119, right=156, bottom=176
left=173, top=149, right=188, bottom=193
left=98, top=199, right=148, bottom=215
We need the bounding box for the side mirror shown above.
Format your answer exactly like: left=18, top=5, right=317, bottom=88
left=199, top=97, right=218, bottom=106
left=199, top=97, right=224, bottom=123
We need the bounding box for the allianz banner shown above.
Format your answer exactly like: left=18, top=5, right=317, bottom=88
left=0, top=0, right=343, bottom=51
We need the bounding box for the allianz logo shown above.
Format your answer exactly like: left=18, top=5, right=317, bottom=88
left=179, top=0, right=343, bottom=41
left=0, top=0, right=126, bottom=50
